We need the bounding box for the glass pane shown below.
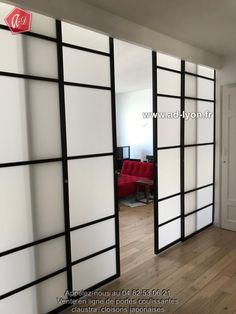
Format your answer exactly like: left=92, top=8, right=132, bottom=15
left=0, top=30, right=58, bottom=78
left=184, top=147, right=197, bottom=191
left=157, top=52, right=181, bottom=71
left=185, top=186, right=213, bottom=214
left=197, top=101, right=214, bottom=143
left=0, top=3, right=56, bottom=37
left=0, top=272, right=67, bottom=314
left=62, top=22, right=109, bottom=52
left=63, top=47, right=110, bottom=86
left=185, top=62, right=197, bottom=74
left=0, top=237, right=66, bottom=295
left=72, top=249, right=116, bottom=290
left=159, top=218, right=181, bottom=249
left=185, top=213, right=196, bottom=237
left=65, top=86, right=113, bottom=156
left=197, top=145, right=214, bottom=187
left=158, top=148, right=180, bottom=199
left=158, top=195, right=181, bottom=225
left=185, top=74, right=197, bottom=98
left=71, top=218, right=115, bottom=261
left=157, top=97, right=180, bottom=147
left=68, top=156, right=115, bottom=227
left=184, top=99, right=197, bottom=145
left=197, top=65, right=214, bottom=79
left=157, top=69, right=181, bottom=96
left=197, top=77, right=214, bottom=100
left=197, top=205, right=213, bottom=230
left=0, top=162, right=64, bottom=252
left=0, top=77, right=61, bottom=163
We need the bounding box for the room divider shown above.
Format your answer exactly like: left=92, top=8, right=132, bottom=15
left=0, top=2, right=215, bottom=313
left=152, top=52, right=216, bottom=253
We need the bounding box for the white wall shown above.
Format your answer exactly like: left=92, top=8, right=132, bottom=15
left=116, top=89, right=152, bottom=161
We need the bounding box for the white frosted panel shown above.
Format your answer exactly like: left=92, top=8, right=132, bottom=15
left=68, top=156, right=114, bottom=226
left=159, top=218, right=181, bottom=249
left=185, top=147, right=197, bottom=191
left=185, top=75, right=197, bottom=98
left=0, top=3, right=56, bottom=37
left=71, top=219, right=115, bottom=261
left=158, top=148, right=180, bottom=198
left=185, top=192, right=196, bottom=214
left=197, top=145, right=214, bottom=187
left=72, top=249, right=116, bottom=290
left=197, top=101, right=214, bottom=143
left=185, top=214, right=196, bottom=236
left=157, top=97, right=180, bottom=147
left=65, top=86, right=112, bottom=156
left=157, top=69, right=180, bottom=96
left=0, top=30, right=57, bottom=78
left=0, top=272, right=67, bottom=314
left=0, top=286, right=37, bottom=314
left=197, top=186, right=213, bottom=208
left=198, top=78, right=214, bottom=100
left=198, top=65, right=214, bottom=79
left=0, top=237, right=65, bottom=294
left=157, top=52, right=181, bottom=71
left=0, top=78, right=61, bottom=162
left=159, top=195, right=181, bottom=224
left=0, top=163, right=64, bottom=252
left=184, top=99, right=197, bottom=145
left=197, top=206, right=213, bottom=230
left=37, top=272, right=67, bottom=313
left=62, top=22, right=109, bottom=52
left=185, top=62, right=197, bottom=74
left=63, top=47, right=110, bottom=86
left=185, top=186, right=213, bottom=214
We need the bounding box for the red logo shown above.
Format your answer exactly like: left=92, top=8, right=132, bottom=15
left=4, top=7, right=32, bottom=34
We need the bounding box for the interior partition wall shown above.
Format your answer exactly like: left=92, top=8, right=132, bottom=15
left=0, top=3, right=119, bottom=313
left=153, top=52, right=216, bottom=253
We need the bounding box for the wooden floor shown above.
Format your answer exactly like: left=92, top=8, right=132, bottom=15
left=62, top=203, right=236, bottom=314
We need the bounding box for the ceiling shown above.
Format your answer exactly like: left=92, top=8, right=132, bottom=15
left=82, top=0, right=236, bottom=57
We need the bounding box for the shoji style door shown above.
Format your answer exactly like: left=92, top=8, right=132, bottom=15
left=60, top=22, right=120, bottom=292
left=153, top=52, right=182, bottom=253
left=183, top=63, right=215, bottom=238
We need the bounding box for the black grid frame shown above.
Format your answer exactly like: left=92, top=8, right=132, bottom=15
left=153, top=54, right=216, bottom=254
left=0, top=19, right=120, bottom=314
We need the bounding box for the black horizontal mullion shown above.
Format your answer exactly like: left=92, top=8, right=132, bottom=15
left=0, top=232, right=65, bottom=257
left=0, top=267, right=67, bottom=300
left=157, top=145, right=181, bottom=150
left=62, top=42, right=110, bottom=57
left=157, top=93, right=181, bottom=99
left=157, top=238, right=181, bottom=254
left=158, top=215, right=181, bottom=228
left=157, top=65, right=181, bottom=74
left=0, top=157, right=62, bottom=168
left=0, top=71, right=59, bottom=83
left=185, top=96, right=214, bottom=103
left=70, top=214, right=115, bottom=232
left=184, top=183, right=214, bottom=194
left=158, top=192, right=181, bottom=202
left=0, top=24, right=57, bottom=43
left=68, top=152, right=113, bottom=161
left=71, top=245, right=116, bottom=267
left=64, top=81, right=111, bottom=90
left=185, top=71, right=214, bottom=81
left=184, top=222, right=213, bottom=241
left=184, top=203, right=214, bottom=218
left=184, top=142, right=214, bottom=148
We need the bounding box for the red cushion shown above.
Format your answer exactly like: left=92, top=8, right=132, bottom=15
left=118, top=161, right=153, bottom=198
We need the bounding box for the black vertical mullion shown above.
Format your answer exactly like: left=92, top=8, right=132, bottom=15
left=109, top=37, right=120, bottom=277
left=181, top=60, right=185, bottom=240
left=152, top=51, right=158, bottom=254
left=212, top=70, right=216, bottom=223
left=56, top=20, right=72, bottom=293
